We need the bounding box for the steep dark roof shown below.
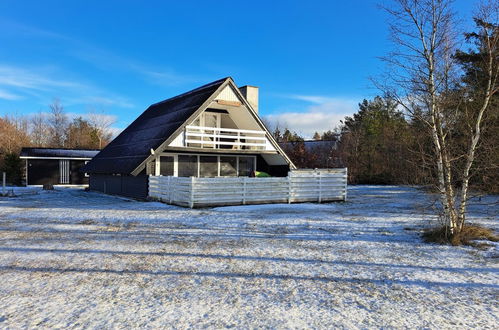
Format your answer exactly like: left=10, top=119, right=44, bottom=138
left=20, top=148, right=100, bottom=158
left=83, top=77, right=228, bottom=174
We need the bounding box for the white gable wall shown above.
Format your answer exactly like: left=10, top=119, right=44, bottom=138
left=215, top=85, right=241, bottom=103
left=168, top=131, right=184, bottom=147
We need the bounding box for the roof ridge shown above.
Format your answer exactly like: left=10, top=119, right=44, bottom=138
left=150, top=77, right=231, bottom=107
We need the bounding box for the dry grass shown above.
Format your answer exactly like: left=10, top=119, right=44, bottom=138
left=423, top=224, right=499, bottom=246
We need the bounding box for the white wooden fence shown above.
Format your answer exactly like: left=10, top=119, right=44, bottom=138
left=148, top=168, right=347, bottom=208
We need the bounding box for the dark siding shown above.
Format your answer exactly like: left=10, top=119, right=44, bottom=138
left=70, top=160, right=89, bottom=184
left=256, top=155, right=289, bottom=177
left=89, top=174, right=149, bottom=199
left=27, top=159, right=59, bottom=185
left=267, top=165, right=290, bottom=177
left=26, top=159, right=91, bottom=185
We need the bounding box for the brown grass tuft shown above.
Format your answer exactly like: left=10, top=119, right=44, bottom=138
left=423, top=224, right=498, bottom=246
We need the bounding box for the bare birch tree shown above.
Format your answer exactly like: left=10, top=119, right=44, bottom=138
left=379, top=0, right=499, bottom=238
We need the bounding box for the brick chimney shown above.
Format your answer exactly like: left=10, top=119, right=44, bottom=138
left=239, top=85, right=259, bottom=113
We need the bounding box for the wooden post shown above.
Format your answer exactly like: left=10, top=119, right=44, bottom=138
left=287, top=175, right=292, bottom=204
left=167, top=176, right=171, bottom=204
left=318, top=171, right=322, bottom=203
left=242, top=177, right=246, bottom=205
left=2, top=172, right=6, bottom=196
left=189, top=177, right=195, bottom=208
left=344, top=168, right=348, bottom=201
left=213, top=129, right=217, bottom=149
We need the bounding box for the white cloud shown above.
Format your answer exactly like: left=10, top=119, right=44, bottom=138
left=288, top=95, right=340, bottom=104
left=0, top=65, right=82, bottom=91
left=67, top=96, right=134, bottom=109
left=0, top=88, right=22, bottom=100
left=0, top=64, right=133, bottom=108
left=264, top=96, right=358, bottom=138
left=0, top=19, right=67, bottom=40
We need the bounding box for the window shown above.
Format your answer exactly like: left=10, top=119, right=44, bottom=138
left=178, top=155, right=198, bottom=177
left=220, top=156, right=237, bottom=176
left=199, top=156, right=218, bottom=177
left=155, top=153, right=256, bottom=178
left=159, top=156, right=174, bottom=176
left=238, top=157, right=255, bottom=177
left=203, top=113, right=219, bottom=128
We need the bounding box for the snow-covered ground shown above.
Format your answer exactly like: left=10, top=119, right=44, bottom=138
left=0, top=185, right=497, bottom=328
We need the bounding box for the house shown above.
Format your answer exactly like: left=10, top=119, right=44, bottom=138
left=83, top=77, right=293, bottom=198
left=83, top=77, right=347, bottom=206
left=20, top=148, right=99, bottom=186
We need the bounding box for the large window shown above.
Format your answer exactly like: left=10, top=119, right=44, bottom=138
left=160, top=156, right=174, bottom=176
left=220, top=156, right=237, bottom=176
left=154, top=154, right=256, bottom=178
left=199, top=156, right=218, bottom=177
left=178, top=155, right=198, bottom=177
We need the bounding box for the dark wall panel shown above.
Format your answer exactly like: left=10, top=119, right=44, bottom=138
left=89, top=174, right=148, bottom=199
left=256, top=155, right=289, bottom=177
left=71, top=160, right=89, bottom=184
left=27, top=159, right=59, bottom=185
left=27, top=159, right=91, bottom=185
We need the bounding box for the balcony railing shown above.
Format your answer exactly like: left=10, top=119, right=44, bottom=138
left=185, top=125, right=268, bottom=150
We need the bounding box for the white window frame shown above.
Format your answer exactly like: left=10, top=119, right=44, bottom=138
left=153, top=152, right=256, bottom=178
left=84, top=161, right=89, bottom=177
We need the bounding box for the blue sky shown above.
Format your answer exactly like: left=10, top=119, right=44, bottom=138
left=0, top=0, right=477, bottom=137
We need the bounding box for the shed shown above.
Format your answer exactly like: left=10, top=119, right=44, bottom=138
left=20, top=148, right=100, bottom=186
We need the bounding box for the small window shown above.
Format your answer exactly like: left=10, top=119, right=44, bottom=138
left=178, top=155, right=198, bottom=177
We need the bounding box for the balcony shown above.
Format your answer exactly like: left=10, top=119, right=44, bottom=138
left=185, top=125, right=268, bottom=150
